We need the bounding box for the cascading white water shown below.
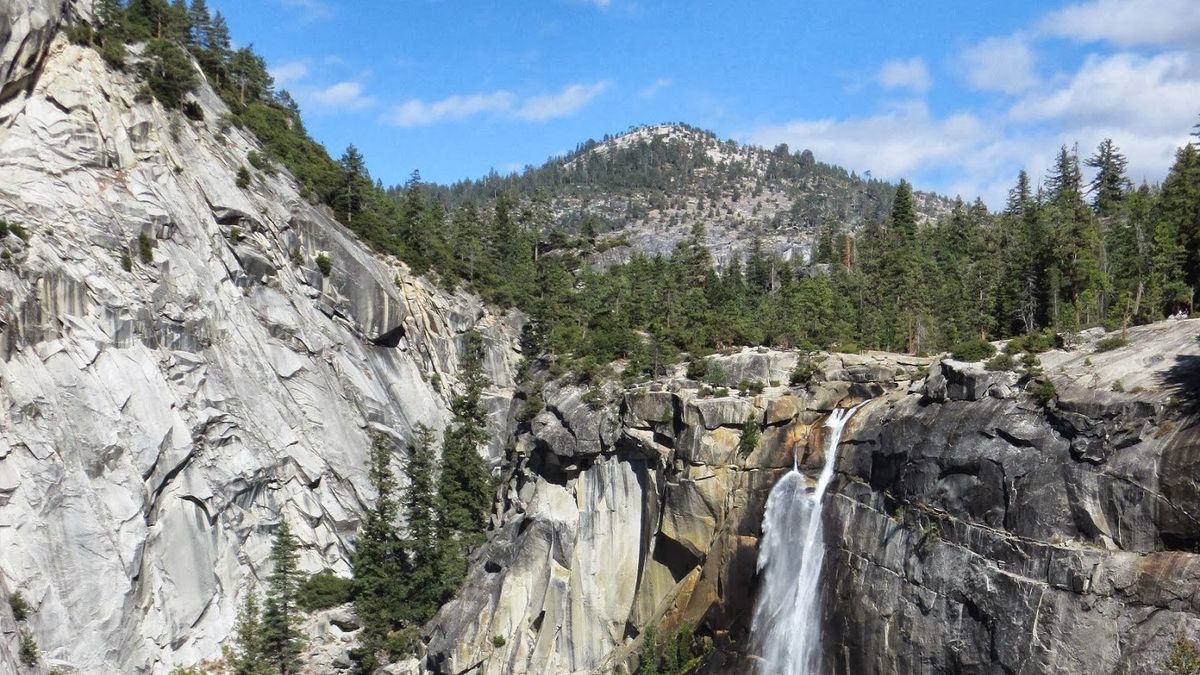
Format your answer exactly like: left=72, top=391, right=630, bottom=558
left=750, top=405, right=859, bottom=675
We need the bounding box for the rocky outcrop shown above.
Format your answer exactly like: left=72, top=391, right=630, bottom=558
left=426, top=320, right=1200, bottom=675
left=826, top=319, right=1200, bottom=674
left=0, top=16, right=519, bottom=675
left=424, top=350, right=926, bottom=674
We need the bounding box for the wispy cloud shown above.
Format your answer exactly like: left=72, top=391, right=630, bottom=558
left=960, top=36, right=1037, bottom=94
left=387, top=81, right=612, bottom=127
left=746, top=101, right=985, bottom=180
left=876, top=58, right=931, bottom=92
left=307, top=81, right=375, bottom=110
left=639, top=78, right=672, bottom=98
left=391, top=92, right=517, bottom=127
left=1037, top=0, right=1200, bottom=46
left=515, top=81, right=611, bottom=121
left=270, top=61, right=310, bottom=88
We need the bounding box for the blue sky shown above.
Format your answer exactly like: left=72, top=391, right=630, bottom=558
left=209, top=0, right=1200, bottom=207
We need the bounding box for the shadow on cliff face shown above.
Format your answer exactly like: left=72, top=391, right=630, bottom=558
left=1162, top=347, right=1200, bottom=412
left=1157, top=348, right=1200, bottom=551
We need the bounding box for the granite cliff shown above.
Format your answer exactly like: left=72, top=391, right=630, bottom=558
left=0, top=3, right=519, bottom=672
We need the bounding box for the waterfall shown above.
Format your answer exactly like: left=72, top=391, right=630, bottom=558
left=749, top=405, right=859, bottom=675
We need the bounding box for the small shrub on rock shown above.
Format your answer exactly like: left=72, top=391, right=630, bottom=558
left=985, top=353, right=1015, bottom=372
left=19, top=629, right=38, bottom=666
left=582, top=385, right=605, bottom=411
left=315, top=252, right=332, bottom=276
left=1095, top=336, right=1128, bottom=352
left=9, top=592, right=29, bottom=622
left=790, top=354, right=819, bottom=386
left=138, top=232, right=154, bottom=264
left=297, top=569, right=354, bottom=612
left=739, top=414, right=761, bottom=454
left=951, top=338, right=996, bottom=362
left=235, top=166, right=251, bottom=189
left=1031, top=379, right=1057, bottom=405
left=1167, top=634, right=1200, bottom=674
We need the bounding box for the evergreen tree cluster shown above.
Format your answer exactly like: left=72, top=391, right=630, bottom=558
left=350, top=333, right=494, bottom=670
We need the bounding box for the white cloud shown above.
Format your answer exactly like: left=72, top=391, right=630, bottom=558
left=390, top=91, right=517, bottom=127
left=960, top=36, right=1037, bottom=94
left=307, top=81, right=375, bottom=110
left=746, top=101, right=985, bottom=180
left=515, top=81, right=611, bottom=121
left=1038, top=0, right=1200, bottom=46
left=388, top=81, right=611, bottom=127
left=1010, top=52, right=1200, bottom=132
left=876, top=58, right=931, bottom=92
left=639, top=78, right=672, bottom=98
left=270, top=61, right=310, bottom=88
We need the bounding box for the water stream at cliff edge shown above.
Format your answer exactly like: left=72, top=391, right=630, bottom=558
left=750, top=405, right=859, bottom=675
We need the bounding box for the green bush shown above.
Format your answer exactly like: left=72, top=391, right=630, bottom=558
left=492, top=635, right=507, bottom=648
left=248, top=150, right=275, bottom=175
left=315, top=252, right=332, bottom=276
left=236, top=166, right=251, bottom=189
left=297, top=569, right=354, bottom=612
left=66, top=24, right=94, bottom=45
left=950, top=338, right=996, bottom=362
left=985, top=353, right=1015, bottom=372
left=685, top=358, right=708, bottom=381
left=100, top=40, right=127, bottom=69
left=182, top=100, right=204, bottom=122
left=1111, top=380, right=1124, bottom=392
left=7, top=222, right=29, bottom=241
left=1167, top=635, right=1200, bottom=674
left=0, top=219, right=8, bottom=237
left=703, top=362, right=727, bottom=387
left=1094, top=336, right=1128, bottom=352
left=582, top=385, right=605, bottom=411
left=19, top=628, right=38, bottom=666
left=138, top=232, right=154, bottom=264
left=1005, top=330, right=1057, bottom=354
left=138, top=39, right=197, bottom=109
left=9, top=592, right=29, bottom=622
left=737, top=379, right=764, bottom=394
left=121, top=251, right=133, bottom=272
left=1031, top=379, right=1057, bottom=405
left=739, top=413, right=761, bottom=454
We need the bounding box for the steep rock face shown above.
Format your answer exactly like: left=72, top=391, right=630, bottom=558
left=826, top=319, right=1200, bottom=674
left=424, top=350, right=925, bottom=674
left=0, top=21, right=519, bottom=675
left=0, top=0, right=74, bottom=103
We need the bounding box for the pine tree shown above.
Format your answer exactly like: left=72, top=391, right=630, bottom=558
left=403, top=424, right=441, bottom=620
left=138, top=38, right=197, bottom=108
left=187, top=0, right=212, bottom=49
left=262, top=519, right=303, bottom=674
left=1045, top=145, right=1105, bottom=328
left=884, top=180, right=927, bottom=352
left=435, top=331, right=494, bottom=596
left=352, top=433, right=407, bottom=665
left=232, top=592, right=270, bottom=675
left=1086, top=138, right=1130, bottom=218
left=336, top=145, right=370, bottom=224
